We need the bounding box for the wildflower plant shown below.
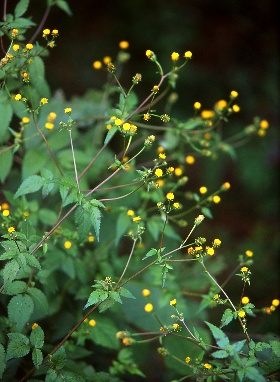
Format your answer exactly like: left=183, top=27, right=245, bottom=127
left=0, top=1, right=279, bottom=381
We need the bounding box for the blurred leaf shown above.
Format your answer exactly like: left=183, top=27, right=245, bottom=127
left=0, top=344, right=6, bottom=378
left=0, top=148, right=13, bottom=183
left=14, top=0, right=29, bottom=18
left=0, top=100, right=13, bottom=142
left=32, top=348, right=43, bottom=369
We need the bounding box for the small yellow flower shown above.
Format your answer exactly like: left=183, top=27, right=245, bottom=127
left=172, top=323, right=180, bottom=330
left=155, top=168, right=163, bottom=177
left=2, top=210, right=10, bottom=217
left=122, top=122, right=131, bottom=131
left=22, top=117, right=30, bottom=124
left=199, top=186, right=207, bottom=194
left=8, top=227, right=15, bottom=233
left=185, top=356, right=191, bottom=363
left=89, top=319, right=96, bottom=327
left=142, top=289, right=151, bottom=297
left=185, top=155, right=195, bottom=164
left=207, top=247, right=215, bottom=256
left=201, top=110, right=214, bottom=119
left=245, top=250, right=253, bottom=257
left=232, top=104, right=240, bottom=112
left=122, top=337, right=133, bottom=346
left=40, top=98, right=48, bottom=105
left=103, top=56, right=112, bottom=64
left=167, top=167, right=174, bottom=173
left=166, top=192, right=174, bottom=201
left=173, top=202, right=180, bottom=209
left=43, top=29, right=50, bottom=36
left=114, top=118, right=123, bottom=126
left=238, top=310, right=246, bottom=318
left=272, top=299, right=280, bottom=307
left=204, top=363, right=212, bottom=369
left=230, top=90, right=238, bottom=98
left=156, top=179, right=164, bottom=187
left=119, top=40, right=129, bottom=49
left=194, top=102, right=201, bottom=110
left=241, top=266, right=248, bottom=273
left=32, top=323, right=39, bottom=330
left=1, top=202, right=9, bottom=210
left=152, top=85, right=159, bottom=93
left=170, top=299, right=176, bottom=306
left=144, top=303, right=153, bottom=312
left=242, top=296, right=250, bottom=305
left=64, top=241, right=72, bottom=249
left=159, top=153, right=166, bottom=160
left=132, top=216, right=141, bottom=222
left=213, top=195, right=221, bottom=204
left=184, top=51, right=192, bottom=58
left=260, top=119, right=269, bottom=129
left=222, top=182, right=231, bottom=190
left=213, top=294, right=219, bottom=300
left=171, top=52, right=179, bottom=61
left=12, top=29, right=18, bottom=38
left=93, top=60, right=102, bottom=69
left=64, top=107, right=72, bottom=114
left=48, top=41, right=55, bottom=48
left=52, top=29, right=59, bottom=35
left=14, top=94, right=22, bottom=101
left=45, top=122, right=54, bottom=130
left=48, top=112, right=57, bottom=121
left=174, top=167, right=183, bottom=176
left=213, top=239, right=221, bottom=246
left=88, top=235, right=95, bottom=242
left=143, top=113, right=151, bottom=121
left=127, top=209, right=135, bottom=217
left=12, top=44, right=20, bottom=52
left=215, top=99, right=227, bottom=110
left=146, top=50, right=154, bottom=58
left=26, top=43, right=33, bottom=50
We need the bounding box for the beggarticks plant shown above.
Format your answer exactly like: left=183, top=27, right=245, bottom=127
left=0, top=1, right=278, bottom=382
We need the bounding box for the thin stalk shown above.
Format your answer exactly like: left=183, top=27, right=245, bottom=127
left=68, top=128, right=80, bottom=193
left=115, top=239, right=137, bottom=289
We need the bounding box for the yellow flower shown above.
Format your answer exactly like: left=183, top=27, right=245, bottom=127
left=32, top=323, right=39, bottom=330
left=64, top=107, right=72, bottom=114
left=207, top=247, right=215, bottom=256
left=22, top=117, right=30, bottom=124
left=213, top=195, right=221, bottom=203
left=146, top=50, right=154, bottom=58
left=166, top=192, right=174, bottom=201
left=159, top=153, right=166, bottom=160
left=222, top=182, right=231, bottom=190
left=152, top=85, right=159, bottom=93
left=8, top=227, right=15, bottom=233
left=155, top=168, right=163, bottom=177
left=1, top=202, right=9, bottom=210
left=215, top=99, right=227, bottom=110
left=232, top=104, right=240, bottom=112
left=14, top=94, right=22, bottom=101
left=238, top=310, right=246, bottom=318
left=122, top=122, right=131, bottom=131
left=185, top=155, right=195, bottom=164
left=142, top=289, right=151, bottom=297
left=52, top=29, right=59, bottom=35
left=132, top=216, right=141, bottom=222
left=156, top=179, right=164, bottom=187
left=174, top=167, right=183, bottom=176
left=184, top=51, right=192, bottom=58
left=122, top=337, right=133, bottom=346
left=171, top=52, right=179, bottom=61
left=194, top=102, right=201, bottom=110
left=172, top=323, right=180, bottom=330
left=213, top=294, right=219, bottom=300
left=242, top=296, right=250, bottom=305
left=48, top=112, right=57, bottom=121
left=26, top=43, right=33, bottom=50
left=260, top=119, right=269, bottom=129
left=2, top=210, right=10, bottom=217
left=93, top=60, right=102, bottom=69
left=173, top=202, right=180, bottom=209
left=114, top=118, right=123, bottom=126
left=40, top=98, right=48, bottom=105
left=127, top=209, right=135, bottom=217
left=12, top=29, right=18, bottom=38
left=167, top=167, right=174, bottom=173
left=143, top=113, right=151, bottom=121
left=272, top=299, right=280, bottom=307
left=64, top=241, right=72, bottom=249
left=245, top=250, right=253, bottom=257
left=89, top=319, right=96, bottom=327
left=103, top=56, right=112, bottom=64
left=43, top=29, right=50, bottom=35
left=45, top=122, right=54, bottom=130
left=13, top=44, right=20, bottom=51
left=88, top=235, right=95, bottom=242
left=241, top=266, right=248, bottom=273
left=170, top=299, right=176, bottom=306
left=201, top=110, right=214, bottom=119
left=185, top=356, right=191, bottom=363
left=119, top=40, right=129, bottom=49
left=204, top=363, right=212, bottom=369
left=144, top=303, right=153, bottom=312
left=199, top=186, right=207, bottom=194
left=230, top=90, right=238, bottom=98
left=213, top=239, right=221, bottom=246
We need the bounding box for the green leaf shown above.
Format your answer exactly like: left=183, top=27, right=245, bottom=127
left=54, top=0, right=72, bottom=16
left=4, top=280, right=27, bottom=295
left=88, top=317, right=119, bottom=349
left=104, top=125, right=118, bottom=146
left=244, top=366, right=266, bottom=382
left=8, top=294, right=34, bottom=332
left=14, top=175, right=45, bottom=198
left=201, top=207, right=213, bottom=219
left=27, top=287, right=49, bottom=314
left=3, top=260, right=19, bottom=285
left=220, top=308, right=234, bottom=328
left=211, top=349, right=228, bottom=359
left=230, top=340, right=246, bottom=355
left=28, top=56, right=49, bottom=97
left=205, top=321, right=230, bottom=349
left=0, top=148, right=13, bottom=183
left=142, top=248, right=157, bottom=260
left=14, top=0, right=30, bottom=18
left=39, top=208, right=58, bottom=226
left=32, top=348, right=43, bottom=368
left=25, top=254, right=41, bottom=270
left=115, top=211, right=131, bottom=245
left=270, top=340, right=280, bottom=357
left=75, top=205, right=92, bottom=241
left=52, top=346, right=66, bottom=370
left=109, top=291, right=122, bottom=304
left=6, top=333, right=30, bottom=361
left=30, top=326, right=44, bottom=349
left=0, top=99, right=13, bottom=142
left=119, top=287, right=135, bottom=300
left=0, top=344, right=6, bottom=378
left=84, top=290, right=108, bottom=310
left=22, top=149, right=49, bottom=179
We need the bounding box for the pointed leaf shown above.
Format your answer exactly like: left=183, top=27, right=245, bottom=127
left=14, top=175, right=45, bottom=198
left=55, top=0, right=72, bottom=16
left=0, top=96, right=13, bottom=142
left=211, top=349, right=228, bottom=359
left=142, top=248, right=157, bottom=260
left=205, top=321, right=230, bottom=349
left=87, top=204, right=102, bottom=241
left=52, top=346, right=66, bottom=370
left=8, top=294, right=34, bottom=332
left=109, top=291, right=122, bottom=304
left=3, top=260, right=19, bottom=285
left=14, top=0, right=30, bottom=18
left=119, top=287, right=135, bottom=299
left=6, top=333, right=30, bottom=361
left=220, top=308, right=234, bottom=328
left=32, top=348, right=43, bottom=368
left=27, top=287, right=49, bottom=314
left=30, top=326, right=44, bottom=349
left=84, top=290, right=108, bottom=310
left=104, top=125, right=118, bottom=145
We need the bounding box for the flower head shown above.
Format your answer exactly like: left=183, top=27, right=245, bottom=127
left=64, top=107, right=72, bottom=114
left=166, top=192, right=174, bottom=201
left=26, top=43, right=33, bottom=50
left=238, top=310, right=246, bottom=318
left=142, top=289, right=151, bottom=297
left=245, top=250, right=253, bottom=257
left=170, top=299, right=176, bottom=306
left=13, top=44, right=20, bottom=52
left=8, top=227, right=15, bottom=233
left=119, top=40, right=129, bottom=49
left=89, top=319, right=96, bottom=327
left=184, top=51, right=192, bottom=58
left=185, top=155, right=195, bottom=164
left=40, top=98, right=48, bottom=105
left=194, top=102, right=201, bottom=110
left=52, top=29, right=59, bottom=36
left=43, top=29, right=50, bottom=36
left=230, top=90, right=238, bottom=98
left=171, top=52, right=179, bottom=61
left=93, top=60, right=102, bottom=69
left=242, top=296, right=250, bottom=305
left=144, top=303, right=153, bottom=312
left=64, top=241, right=72, bottom=249
left=155, top=168, right=163, bottom=177
left=14, top=93, right=22, bottom=101
left=204, top=363, right=212, bottom=369
left=146, top=50, right=155, bottom=59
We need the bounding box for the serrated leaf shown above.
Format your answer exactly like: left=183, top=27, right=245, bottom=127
left=0, top=148, right=13, bottom=183
left=205, top=321, right=230, bottom=349
left=14, top=0, right=29, bottom=18
left=88, top=317, right=119, bottom=349
left=0, top=344, right=6, bottom=378
left=8, top=294, right=34, bottom=332
left=32, top=348, right=43, bottom=368
left=54, top=0, right=72, bottom=16
left=85, top=203, right=102, bottom=241
left=6, top=333, right=30, bottom=361
left=27, top=287, right=49, bottom=314
left=119, top=287, right=135, bottom=299
left=211, top=349, right=228, bottom=359
left=99, top=297, right=116, bottom=313
left=0, top=99, right=13, bottom=142
left=25, top=253, right=41, bottom=270
left=52, top=346, right=66, bottom=370
left=109, top=291, right=122, bottom=304
left=84, top=290, right=108, bottom=310
left=75, top=205, right=92, bottom=241
left=4, top=280, right=27, bottom=295
left=22, top=148, right=49, bottom=179
left=220, top=308, right=234, bottom=328
left=270, top=340, right=280, bottom=357
left=142, top=248, right=157, bottom=260
left=14, top=175, right=45, bottom=198
left=104, top=125, right=118, bottom=145
left=230, top=340, right=246, bottom=355
left=3, top=260, right=19, bottom=285
left=244, top=366, right=266, bottom=382
left=30, top=326, right=44, bottom=349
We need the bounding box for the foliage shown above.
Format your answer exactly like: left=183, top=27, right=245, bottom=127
left=0, top=2, right=279, bottom=381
